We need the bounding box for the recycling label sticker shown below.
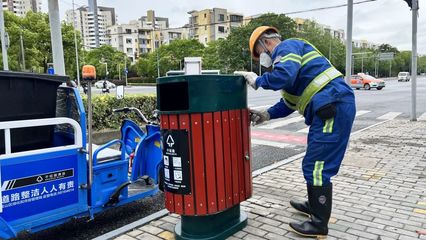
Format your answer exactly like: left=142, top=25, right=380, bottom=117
left=161, top=129, right=191, bottom=194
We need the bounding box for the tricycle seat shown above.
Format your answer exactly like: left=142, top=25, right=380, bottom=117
left=89, top=144, right=123, bottom=162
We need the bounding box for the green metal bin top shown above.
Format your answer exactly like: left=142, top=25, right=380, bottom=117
left=156, top=75, right=247, bottom=114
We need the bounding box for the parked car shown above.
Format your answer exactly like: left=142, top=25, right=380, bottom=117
left=351, top=73, right=385, bottom=90
left=94, top=80, right=116, bottom=89
left=398, top=72, right=410, bottom=82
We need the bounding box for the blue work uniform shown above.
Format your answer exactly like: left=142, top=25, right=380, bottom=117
left=256, top=38, right=356, bottom=186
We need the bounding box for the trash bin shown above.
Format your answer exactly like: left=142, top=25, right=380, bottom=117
left=157, top=75, right=252, bottom=240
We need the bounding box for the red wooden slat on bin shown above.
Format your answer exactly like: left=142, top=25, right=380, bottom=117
left=229, top=110, right=240, bottom=205
left=191, top=114, right=207, bottom=215
left=179, top=114, right=195, bottom=215
left=235, top=110, right=246, bottom=201
left=169, top=114, right=183, bottom=215
left=222, top=111, right=233, bottom=208
left=161, top=115, right=174, bottom=213
left=213, top=112, right=226, bottom=211
left=241, top=109, right=252, bottom=199
left=203, top=113, right=218, bottom=214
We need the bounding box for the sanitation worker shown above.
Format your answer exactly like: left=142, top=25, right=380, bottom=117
left=235, top=26, right=356, bottom=238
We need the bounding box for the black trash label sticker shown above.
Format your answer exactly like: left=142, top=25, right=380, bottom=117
left=161, top=130, right=191, bottom=194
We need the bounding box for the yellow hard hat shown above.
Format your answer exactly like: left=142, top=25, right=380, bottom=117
left=249, top=26, right=279, bottom=60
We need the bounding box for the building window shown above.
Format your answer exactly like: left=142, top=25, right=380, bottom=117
left=219, top=14, right=225, bottom=22
left=205, top=26, right=207, bottom=30
left=218, top=26, right=225, bottom=33
left=205, top=37, right=207, bottom=43
left=204, top=13, right=207, bottom=18
left=126, top=38, right=132, bottom=44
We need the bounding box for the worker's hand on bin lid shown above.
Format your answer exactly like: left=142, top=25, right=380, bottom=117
left=249, top=108, right=270, bottom=126
left=234, top=71, right=258, bottom=90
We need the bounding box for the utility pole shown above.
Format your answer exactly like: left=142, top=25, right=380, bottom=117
left=20, top=31, right=25, bottom=71
left=345, top=0, right=353, bottom=84
left=72, top=0, right=81, bottom=87
left=0, top=7, right=9, bottom=70
left=88, top=0, right=99, bottom=48
left=48, top=0, right=66, bottom=75
left=410, top=0, right=418, bottom=121
left=125, top=57, right=128, bottom=86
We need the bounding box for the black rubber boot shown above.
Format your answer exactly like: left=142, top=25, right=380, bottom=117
left=289, top=184, right=332, bottom=238
left=290, top=200, right=311, bottom=217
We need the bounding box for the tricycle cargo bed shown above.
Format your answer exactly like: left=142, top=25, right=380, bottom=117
left=0, top=71, right=68, bottom=154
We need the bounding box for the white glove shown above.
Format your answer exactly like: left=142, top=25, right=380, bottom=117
left=234, top=71, right=259, bottom=90
left=249, top=109, right=270, bottom=126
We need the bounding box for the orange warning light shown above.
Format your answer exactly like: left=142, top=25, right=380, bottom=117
left=82, top=65, right=96, bottom=80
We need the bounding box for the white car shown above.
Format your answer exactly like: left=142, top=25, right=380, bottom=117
left=398, top=72, right=410, bottom=82
left=94, top=80, right=116, bottom=89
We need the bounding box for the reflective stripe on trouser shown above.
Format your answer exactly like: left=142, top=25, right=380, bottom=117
left=302, top=101, right=356, bottom=186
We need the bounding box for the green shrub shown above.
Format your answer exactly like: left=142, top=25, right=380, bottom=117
left=82, top=94, right=157, bottom=131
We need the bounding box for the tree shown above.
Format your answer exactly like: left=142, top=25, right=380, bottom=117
left=134, top=39, right=204, bottom=79
left=297, top=20, right=346, bottom=72
left=84, top=45, right=128, bottom=80
left=217, top=13, right=297, bottom=73
left=0, top=11, right=83, bottom=78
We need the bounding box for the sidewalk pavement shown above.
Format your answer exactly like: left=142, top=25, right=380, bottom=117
left=113, top=119, right=426, bottom=240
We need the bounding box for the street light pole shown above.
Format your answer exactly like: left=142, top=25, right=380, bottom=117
left=345, top=0, right=353, bottom=84
left=48, top=0, right=66, bottom=75
left=72, top=0, right=81, bottom=87
left=20, top=30, right=25, bottom=71
left=410, top=0, right=418, bottom=121
left=0, top=7, right=9, bottom=70
left=125, top=56, right=128, bottom=86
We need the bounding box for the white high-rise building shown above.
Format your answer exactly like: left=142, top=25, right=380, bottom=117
left=65, top=6, right=116, bottom=50
left=2, top=0, right=41, bottom=17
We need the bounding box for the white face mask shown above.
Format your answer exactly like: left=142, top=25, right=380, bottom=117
left=259, top=52, right=272, bottom=68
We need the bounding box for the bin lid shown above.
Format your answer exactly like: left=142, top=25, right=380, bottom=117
left=156, top=74, right=247, bottom=114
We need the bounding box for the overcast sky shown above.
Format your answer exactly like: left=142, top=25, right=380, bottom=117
left=42, top=0, right=425, bottom=54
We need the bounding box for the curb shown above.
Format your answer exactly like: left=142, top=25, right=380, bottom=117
left=92, top=209, right=169, bottom=240
left=93, top=119, right=393, bottom=240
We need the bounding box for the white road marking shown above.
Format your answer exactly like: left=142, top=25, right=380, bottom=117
left=356, top=110, right=371, bottom=117
left=418, top=112, right=426, bottom=121
left=376, top=112, right=402, bottom=120
left=249, top=105, right=271, bottom=110
left=297, top=110, right=372, bottom=133
left=251, top=139, right=295, bottom=148
left=259, top=116, right=304, bottom=129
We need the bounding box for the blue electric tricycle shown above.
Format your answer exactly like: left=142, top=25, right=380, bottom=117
left=0, top=71, right=163, bottom=239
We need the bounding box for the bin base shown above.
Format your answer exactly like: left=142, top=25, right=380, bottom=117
left=174, top=205, right=247, bottom=240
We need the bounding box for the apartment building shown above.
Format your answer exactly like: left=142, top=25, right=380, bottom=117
left=65, top=6, right=116, bottom=50
left=294, top=17, right=345, bottom=41
left=107, top=20, right=153, bottom=63
left=188, top=8, right=243, bottom=45
left=2, top=0, right=41, bottom=17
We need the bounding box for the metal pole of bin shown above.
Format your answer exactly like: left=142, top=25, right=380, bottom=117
left=157, top=74, right=251, bottom=240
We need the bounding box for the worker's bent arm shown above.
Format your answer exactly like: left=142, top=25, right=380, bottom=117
left=255, top=40, right=303, bottom=90
left=268, top=98, right=294, bottom=119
